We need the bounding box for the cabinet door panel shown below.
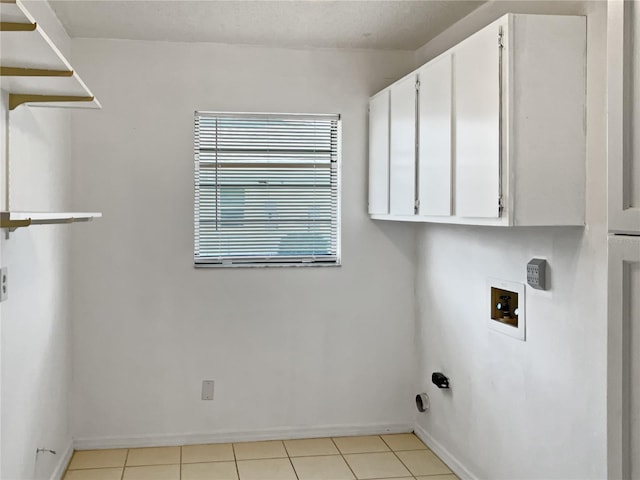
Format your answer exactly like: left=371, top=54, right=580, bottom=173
left=609, top=0, right=640, bottom=234
left=455, top=23, right=501, bottom=219
left=633, top=2, right=640, bottom=225
left=368, top=92, right=390, bottom=215
left=608, top=236, right=640, bottom=479
left=418, top=55, right=452, bottom=217
left=389, top=75, right=417, bottom=216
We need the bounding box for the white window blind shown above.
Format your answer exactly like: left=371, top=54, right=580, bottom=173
left=194, top=112, right=341, bottom=266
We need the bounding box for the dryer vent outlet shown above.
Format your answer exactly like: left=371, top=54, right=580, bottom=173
left=415, top=393, right=430, bottom=412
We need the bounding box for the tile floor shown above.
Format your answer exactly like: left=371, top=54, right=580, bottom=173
left=64, top=433, right=459, bottom=480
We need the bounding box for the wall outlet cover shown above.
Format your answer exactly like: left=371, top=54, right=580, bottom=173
left=201, top=380, right=214, bottom=400
left=0, top=267, right=7, bottom=302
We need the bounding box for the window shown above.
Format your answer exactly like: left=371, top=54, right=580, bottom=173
left=194, top=112, right=341, bottom=267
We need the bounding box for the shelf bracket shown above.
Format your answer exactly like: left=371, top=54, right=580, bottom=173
left=9, top=94, right=95, bottom=110
left=0, top=67, right=73, bottom=77
left=0, top=218, right=31, bottom=232
left=0, top=22, right=36, bottom=31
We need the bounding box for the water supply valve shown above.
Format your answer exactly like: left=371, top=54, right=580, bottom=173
left=496, top=295, right=512, bottom=318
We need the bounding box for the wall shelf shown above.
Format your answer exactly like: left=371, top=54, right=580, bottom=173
left=0, top=212, right=102, bottom=231
left=0, top=0, right=101, bottom=109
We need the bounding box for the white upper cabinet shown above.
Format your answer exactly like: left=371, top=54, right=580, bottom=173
left=368, top=13, right=586, bottom=226
left=389, top=74, right=418, bottom=216
left=608, top=0, right=640, bottom=235
left=417, top=54, right=452, bottom=217
left=368, top=90, right=390, bottom=215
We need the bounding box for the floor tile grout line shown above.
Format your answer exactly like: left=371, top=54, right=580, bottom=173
left=330, top=436, right=358, bottom=480
left=179, top=445, right=182, bottom=480
left=287, top=452, right=343, bottom=458
left=120, top=462, right=181, bottom=468
left=233, top=440, right=288, bottom=462
left=355, top=433, right=421, bottom=478
left=70, top=455, right=267, bottom=470
left=181, top=459, right=237, bottom=465
left=285, top=438, right=343, bottom=458
left=379, top=435, right=394, bottom=451
left=279, top=439, right=299, bottom=480
left=392, top=446, right=420, bottom=477
left=341, top=448, right=425, bottom=457
left=287, top=453, right=301, bottom=480
left=281, top=439, right=294, bottom=458
left=68, top=466, right=127, bottom=470
left=391, top=438, right=456, bottom=479
left=232, top=443, right=240, bottom=480
left=346, top=449, right=412, bottom=480
left=121, top=449, right=129, bottom=480
left=341, top=436, right=424, bottom=480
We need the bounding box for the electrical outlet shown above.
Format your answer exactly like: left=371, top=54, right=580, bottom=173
left=201, top=380, right=214, bottom=400
left=527, top=258, right=547, bottom=290
left=0, top=267, right=7, bottom=302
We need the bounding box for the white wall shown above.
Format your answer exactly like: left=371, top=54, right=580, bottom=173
left=69, top=39, right=418, bottom=445
left=413, top=1, right=608, bottom=479
left=1, top=4, right=76, bottom=479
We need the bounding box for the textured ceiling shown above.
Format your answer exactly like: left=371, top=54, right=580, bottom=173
left=49, top=0, right=486, bottom=50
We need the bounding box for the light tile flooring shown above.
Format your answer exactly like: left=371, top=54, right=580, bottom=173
left=64, top=433, right=459, bottom=480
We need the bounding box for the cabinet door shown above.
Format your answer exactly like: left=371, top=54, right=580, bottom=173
left=608, top=0, right=640, bottom=234
left=607, top=236, right=640, bottom=479
left=418, top=55, right=452, bottom=217
left=454, top=22, right=502, bottom=219
left=389, top=74, right=417, bottom=216
left=368, top=91, right=390, bottom=215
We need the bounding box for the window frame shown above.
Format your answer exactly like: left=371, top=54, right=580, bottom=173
left=193, top=111, right=342, bottom=268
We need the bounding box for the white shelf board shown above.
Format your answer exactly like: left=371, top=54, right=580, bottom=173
left=0, top=0, right=100, bottom=109
left=2, top=211, right=102, bottom=220
left=21, top=98, right=102, bottom=109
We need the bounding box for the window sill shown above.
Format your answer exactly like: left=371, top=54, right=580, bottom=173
left=194, top=261, right=341, bottom=269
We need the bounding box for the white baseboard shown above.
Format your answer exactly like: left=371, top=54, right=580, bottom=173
left=50, top=440, right=74, bottom=480
left=74, top=422, right=413, bottom=450
left=413, top=423, right=478, bottom=480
